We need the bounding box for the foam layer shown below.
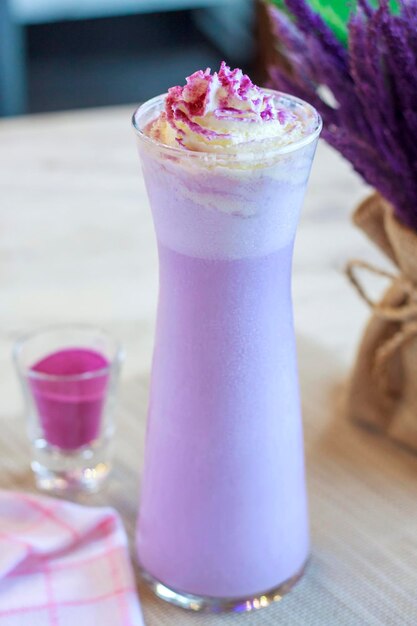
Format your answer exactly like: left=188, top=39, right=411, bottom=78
left=139, top=142, right=317, bottom=259
left=134, top=68, right=321, bottom=258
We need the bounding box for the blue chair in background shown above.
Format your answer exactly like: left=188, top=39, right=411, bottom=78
left=0, top=0, right=254, bottom=116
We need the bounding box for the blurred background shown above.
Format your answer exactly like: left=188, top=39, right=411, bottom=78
left=0, top=0, right=263, bottom=117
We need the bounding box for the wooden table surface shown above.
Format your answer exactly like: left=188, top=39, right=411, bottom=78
left=1, top=106, right=417, bottom=625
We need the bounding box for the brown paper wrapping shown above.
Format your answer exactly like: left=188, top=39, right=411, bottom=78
left=347, top=193, right=417, bottom=452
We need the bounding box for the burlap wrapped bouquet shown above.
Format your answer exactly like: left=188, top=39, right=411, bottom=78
left=267, top=0, right=417, bottom=452
left=346, top=193, right=417, bottom=452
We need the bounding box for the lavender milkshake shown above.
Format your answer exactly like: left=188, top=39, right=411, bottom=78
left=133, top=63, right=321, bottom=611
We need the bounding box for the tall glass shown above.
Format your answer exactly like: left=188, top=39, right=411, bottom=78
left=132, top=92, right=321, bottom=612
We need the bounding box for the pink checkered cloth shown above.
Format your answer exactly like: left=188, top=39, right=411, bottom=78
left=0, top=490, right=144, bottom=625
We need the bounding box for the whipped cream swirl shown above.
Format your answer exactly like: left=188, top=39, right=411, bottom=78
left=148, top=62, right=305, bottom=154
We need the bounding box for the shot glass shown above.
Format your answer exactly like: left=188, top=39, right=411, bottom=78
left=13, top=325, right=124, bottom=494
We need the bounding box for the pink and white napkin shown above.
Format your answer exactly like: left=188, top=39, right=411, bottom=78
left=0, top=490, right=144, bottom=625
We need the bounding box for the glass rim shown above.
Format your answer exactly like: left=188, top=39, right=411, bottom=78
left=132, top=89, right=322, bottom=160
left=13, top=324, right=125, bottom=382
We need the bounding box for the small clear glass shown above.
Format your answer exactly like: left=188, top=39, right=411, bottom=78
left=13, top=325, right=124, bottom=494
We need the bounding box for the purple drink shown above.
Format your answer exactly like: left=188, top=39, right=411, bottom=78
left=133, top=64, right=321, bottom=610
left=30, top=348, right=109, bottom=450
left=139, top=244, right=308, bottom=598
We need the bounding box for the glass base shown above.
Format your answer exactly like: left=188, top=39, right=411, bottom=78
left=140, top=561, right=307, bottom=613
left=31, top=437, right=112, bottom=494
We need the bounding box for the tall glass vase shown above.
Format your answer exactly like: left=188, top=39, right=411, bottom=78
left=133, top=92, right=321, bottom=612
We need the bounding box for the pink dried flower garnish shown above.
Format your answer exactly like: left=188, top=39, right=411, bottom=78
left=165, top=62, right=287, bottom=143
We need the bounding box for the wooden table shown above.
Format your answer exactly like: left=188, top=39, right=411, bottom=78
left=1, top=106, right=417, bottom=625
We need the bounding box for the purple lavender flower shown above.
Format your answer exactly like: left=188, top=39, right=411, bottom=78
left=268, top=0, right=417, bottom=230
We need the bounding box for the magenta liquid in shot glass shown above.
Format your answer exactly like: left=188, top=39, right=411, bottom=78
left=133, top=63, right=321, bottom=611
left=14, top=326, right=123, bottom=493
left=29, top=347, right=109, bottom=450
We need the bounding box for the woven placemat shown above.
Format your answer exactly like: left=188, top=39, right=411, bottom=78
left=1, top=336, right=417, bottom=625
